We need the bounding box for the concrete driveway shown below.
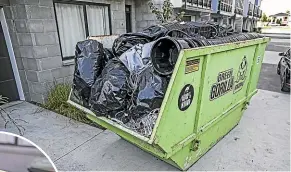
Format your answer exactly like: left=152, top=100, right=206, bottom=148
left=0, top=88, right=289, bottom=171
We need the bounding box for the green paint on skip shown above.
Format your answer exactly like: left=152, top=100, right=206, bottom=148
left=68, top=37, right=270, bottom=170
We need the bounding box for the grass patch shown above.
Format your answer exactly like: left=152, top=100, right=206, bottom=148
left=42, top=83, right=93, bottom=125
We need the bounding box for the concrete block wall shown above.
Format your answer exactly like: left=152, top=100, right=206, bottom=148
left=4, top=0, right=132, bottom=103
left=135, top=0, right=161, bottom=31
left=3, top=0, right=64, bottom=103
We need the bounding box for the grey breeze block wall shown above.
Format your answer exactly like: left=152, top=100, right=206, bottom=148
left=135, top=0, right=160, bottom=32
left=3, top=0, right=145, bottom=104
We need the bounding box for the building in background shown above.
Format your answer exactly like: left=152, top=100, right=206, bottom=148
left=0, top=0, right=142, bottom=103
left=269, top=13, right=290, bottom=26
left=242, top=0, right=262, bottom=31
left=169, top=0, right=262, bottom=32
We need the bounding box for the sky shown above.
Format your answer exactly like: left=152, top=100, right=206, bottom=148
left=260, top=0, right=291, bottom=16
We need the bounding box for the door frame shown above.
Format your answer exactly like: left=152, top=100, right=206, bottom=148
left=125, top=5, right=132, bottom=33
left=0, top=8, right=25, bottom=100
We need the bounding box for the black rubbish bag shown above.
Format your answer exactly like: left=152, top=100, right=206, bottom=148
left=89, top=58, right=130, bottom=116
left=72, top=76, right=91, bottom=107
left=128, top=67, right=169, bottom=120
left=103, top=48, right=115, bottom=64
left=112, top=33, right=151, bottom=57
left=141, top=25, right=168, bottom=40
left=72, top=39, right=105, bottom=106
left=119, top=42, right=155, bottom=76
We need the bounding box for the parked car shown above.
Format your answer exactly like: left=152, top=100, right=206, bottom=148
left=277, top=49, right=290, bottom=92
left=27, top=157, right=55, bottom=172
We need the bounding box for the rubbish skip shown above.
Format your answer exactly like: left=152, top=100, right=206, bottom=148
left=68, top=21, right=270, bottom=170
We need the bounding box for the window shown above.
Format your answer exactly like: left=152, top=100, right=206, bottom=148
left=125, top=5, right=132, bottom=33
left=54, top=1, right=111, bottom=60
left=220, top=0, right=233, bottom=13
left=235, top=0, right=243, bottom=15
left=184, top=0, right=211, bottom=8
left=182, top=16, right=192, bottom=21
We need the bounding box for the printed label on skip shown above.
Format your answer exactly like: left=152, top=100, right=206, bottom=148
left=185, top=59, right=200, bottom=74
left=178, top=84, right=194, bottom=111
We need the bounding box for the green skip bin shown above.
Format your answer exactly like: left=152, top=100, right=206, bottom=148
left=68, top=37, right=270, bottom=170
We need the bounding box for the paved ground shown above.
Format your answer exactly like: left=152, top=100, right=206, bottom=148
left=262, top=26, right=291, bottom=33
left=257, top=31, right=290, bottom=94
left=0, top=29, right=290, bottom=171
left=1, top=89, right=289, bottom=171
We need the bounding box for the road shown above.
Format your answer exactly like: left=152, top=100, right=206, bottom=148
left=258, top=32, right=290, bottom=93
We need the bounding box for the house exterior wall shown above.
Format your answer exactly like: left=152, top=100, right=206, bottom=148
left=234, top=16, right=243, bottom=32
left=3, top=0, right=133, bottom=103
left=170, top=0, right=183, bottom=7
left=3, top=0, right=62, bottom=103
left=135, top=0, right=160, bottom=32
left=242, top=0, right=262, bottom=32
left=270, top=15, right=290, bottom=25
left=0, top=0, right=9, bottom=6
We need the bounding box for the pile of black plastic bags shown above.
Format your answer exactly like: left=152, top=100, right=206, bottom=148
left=71, top=21, right=262, bottom=137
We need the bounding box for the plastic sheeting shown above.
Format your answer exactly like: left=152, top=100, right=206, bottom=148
left=89, top=41, right=164, bottom=119
left=103, top=48, right=115, bottom=64
left=112, top=108, right=160, bottom=137
left=119, top=42, right=155, bottom=84
left=112, top=25, right=169, bottom=57
left=141, top=25, right=168, bottom=40
left=72, top=39, right=105, bottom=106
left=117, top=41, right=168, bottom=120
left=89, top=58, right=130, bottom=116
left=88, top=41, right=168, bottom=136
left=75, top=39, right=105, bottom=86
left=128, top=67, right=169, bottom=120
left=112, top=33, right=151, bottom=57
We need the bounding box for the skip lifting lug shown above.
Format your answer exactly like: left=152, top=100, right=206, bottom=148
left=242, top=101, right=250, bottom=110
left=191, top=140, right=200, bottom=151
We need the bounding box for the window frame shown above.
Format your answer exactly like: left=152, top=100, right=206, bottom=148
left=220, top=0, right=233, bottom=13
left=125, top=5, right=132, bottom=33
left=182, top=15, right=192, bottom=22
left=53, top=0, right=112, bottom=60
